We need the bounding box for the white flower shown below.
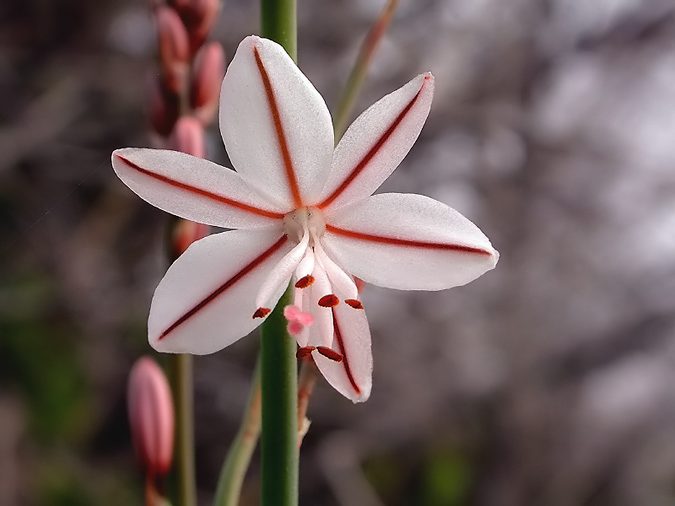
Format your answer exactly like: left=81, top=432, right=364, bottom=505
left=112, top=36, right=498, bottom=402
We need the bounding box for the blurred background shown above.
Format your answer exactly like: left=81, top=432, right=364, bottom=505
left=3, top=0, right=675, bottom=504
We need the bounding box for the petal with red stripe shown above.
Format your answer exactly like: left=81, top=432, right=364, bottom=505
left=149, top=229, right=293, bottom=354
left=112, top=148, right=285, bottom=229
left=219, top=36, right=334, bottom=209
left=318, top=73, right=434, bottom=210
left=312, top=300, right=373, bottom=403
left=322, top=193, right=499, bottom=291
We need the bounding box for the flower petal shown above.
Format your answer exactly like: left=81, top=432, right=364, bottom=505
left=112, top=148, right=285, bottom=229
left=317, top=73, right=434, bottom=210
left=322, top=193, right=499, bottom=291
left=149, top=229, right=293, bottom=354
left=254, top=229, right=308, bottom=309
left=219, top=35, right=334, bottom=208
left=312, top=301, right=372, bottom=403
left=307, top=263, right=334, bottom=349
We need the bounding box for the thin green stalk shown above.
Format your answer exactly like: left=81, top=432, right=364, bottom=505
left=213, top=360, right=262, bottom=506
left=261, top=0, right=297, bottom=60
left=169, top=353, right=197, bottom=506
left=333, top=0, right=398, bottom=140
left=259, top=4, right=298, bottom=505
left=260, top=287, right=298, bottom=506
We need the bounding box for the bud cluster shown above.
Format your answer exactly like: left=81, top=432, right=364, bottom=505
left=149, top=0, right=224, bottom=256
left=149, top=0, right=224, bottom=148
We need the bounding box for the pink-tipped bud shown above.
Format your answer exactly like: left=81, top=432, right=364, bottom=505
left=192, top=0, right=220, bottom=50
left=156, top=6, right=190, bottom=94
left=168, top=116, right=205, bottom=157
left=171, top=219, right=210, bottom=257
left=148, top=78, right=179, bottom=137
left=170, top=0, right=192, bottom=11
left=190, top=42, right=225, bottom=125
left=178, top=0, right=220, bottom=52
left=127, top=357, right=174, bottom=477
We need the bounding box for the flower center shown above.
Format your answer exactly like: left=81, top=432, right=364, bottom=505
left=283, top=207, right=325, bottom=244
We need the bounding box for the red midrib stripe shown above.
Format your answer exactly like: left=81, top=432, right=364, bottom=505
left=159, top=235, right=288, bottom=339
left=326, top=224, right=493, bottom=256
left=319, top=76, right=430, bottom=209
left=116, top=155, right=285, bottom=220
left=253, top=47, right=303, bottom=208
left=332, top=309, right=361, bottom=396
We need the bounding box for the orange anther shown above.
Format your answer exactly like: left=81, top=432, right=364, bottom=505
left=318, top=294, right=339, bottom=307
left=316, top=346, right=343, bottom=362
left=296, top=346, right=315, bottom=359
left=252, top=307, right=271, bottom=318
left=345, top=299, right=364, bottom=309
left=294, top=275, right=315, bottom=289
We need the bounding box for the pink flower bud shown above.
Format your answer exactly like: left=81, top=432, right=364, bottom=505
left=171, top=219, right=210, bottom=257
left=170, top=0, right=192, bottom=11
left=176, top=0, right=220, bottom=52
left=156, top=6, right=190, bottom=94
left=190, top=42, right=225, bottom=125
left=148, top=78, right=179, bottom=137
left=168, top=116, right=205, bottom=157
left=127, top=357, right=174, bottom=477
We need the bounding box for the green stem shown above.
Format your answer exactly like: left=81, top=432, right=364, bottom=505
left=332, top=0, right=398, bottom=140
left=259, top=3, right=298, bottom=505
left=261, top=0, right=297, bottom=61
left=260, top=287, right=298, bottom=506
left=169, top=353, right=197, bottom=506
left=213, top=360, right=262, bottom=506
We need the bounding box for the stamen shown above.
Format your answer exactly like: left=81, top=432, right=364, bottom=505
left=316, top=346, right=343, bottom=362
left=295, top=275, right=315, bottom=289
left=345, top=299, right=364, bottom=309
left=294, top=246, right=315, bottom=282
left=252, top=307, right=271, bottom=318
left=313, top=241, right=358, bottom=300
left=318, top=294, right=339, bottom=307
left=296, top=346, right=315, bottom=359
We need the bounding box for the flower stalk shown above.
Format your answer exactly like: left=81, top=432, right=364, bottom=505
left=258, top=3, right=299, bottom=505
left=261, top=0, right=297, bottom=61
left=168, top=353, right=196, bottom=506
left=260, top=286, right=298, bottom=506
left=213, top=360, right=262, bottom=506
left=333, top=0, right=398, bottom=140
left=149, top=2, right=224, bottom=505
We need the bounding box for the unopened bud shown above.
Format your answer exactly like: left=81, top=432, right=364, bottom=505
left=190, top=42, right=225, bottom=125
left=170, top=0, right=192, bottom=11
left=127, top=357, right=174, bottom=477
left=156, top=6, right=190, bottom=93
left=148, top=78, right=179, bottom=137
left=177, top=0, right=220, bottom=52
left=168, top=116, right=205, bottom=157
left=171, top=218, right=210, bottom=258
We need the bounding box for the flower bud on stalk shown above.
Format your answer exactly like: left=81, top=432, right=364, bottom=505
left=175, top=0, right=220, bottom=52
left=169, top=116, right=205, bottom=157
left=128, top=357, right=175, bottom=479
left=148, top=79, right=180, bottom=137
left=190, top=42, right=225, bottom=125
left=156, top=6, right=190, bottom=94
left=170, top=218, right=210, bottom=258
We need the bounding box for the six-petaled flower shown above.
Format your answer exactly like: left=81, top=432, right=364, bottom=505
left=112, top=35, right=499, bottom=402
